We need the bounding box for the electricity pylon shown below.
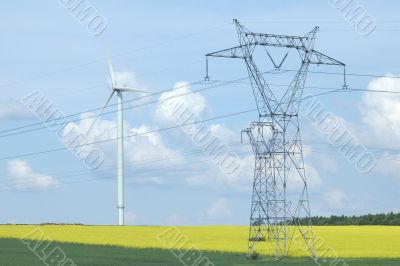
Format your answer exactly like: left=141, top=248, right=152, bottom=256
left=206, top=20, right=346, bottom=257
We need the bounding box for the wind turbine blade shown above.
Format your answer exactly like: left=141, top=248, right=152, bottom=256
left=86, top=90, right=115, bottom=136
left=115, top=86, right=152, bottom=93
left=104, top=47, right=116, bottom=88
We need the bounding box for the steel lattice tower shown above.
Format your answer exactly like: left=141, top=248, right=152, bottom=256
left=206, top=20, right=346, bottom=257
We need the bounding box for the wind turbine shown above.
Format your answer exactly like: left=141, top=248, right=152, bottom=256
left=87, top=49, right=150, bottom=226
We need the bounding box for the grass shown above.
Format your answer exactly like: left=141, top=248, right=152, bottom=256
left=1, top=225, right=400, bottom=258
left=1, top=238, right=400, bottom=266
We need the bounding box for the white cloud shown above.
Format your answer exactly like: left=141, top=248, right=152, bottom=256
left=360, top=74, right=400, bottom=146
left=305, top=163, right=322, bottom=188
left=203, top=198, right=232, bottom=220
left=126, top=124, right=181, bottom=165
left=317, top=188, right=362, bottom=214
left=7, top=159, right=58, bottom=190
left=62, top=113, right=183, bottom=178
left=373, top=153, right=400, bottom=179
left=324, top=188, right=350, bottom=210
left=358, top=74, right=400, bottom=176
left=209, top=124, right=237, bottom=143
left=183, top=143, right=321, bottom=194
left=155, top=82, right=206, bottom=123
left=154, top=81, right=252, bottom=190
left=113, top=71, right=139, bottom=88
left=165, top=214, right=187, bottom=226
left=0, top=99, right=34, bottom=121
left=316, top=154, right=339, bottom=174
left=61, top=76, right=323, bottom=200
left=185, top=154, right=254, bottom=191
left=125, top=210, right=149, bottom=225
left=135, top=176, right=164, bottom=185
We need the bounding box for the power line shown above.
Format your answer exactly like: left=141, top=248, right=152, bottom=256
left=0, top=23, right=230, bottom=90
left=282, top=69, right=400, bottom=79
left=304, top=139, right=400, bottom=155
left=244, top=20, right=400, bottom=24
left=9, top=19, right=391, bottom=95
left=47, top=59, right=206, bottom=101
left=0, top=81, right=394, bottom=172
left=0, top=80, right=201, bottom=135
left=0, top=78, right=243, bottom=137
left=0, top=149, right=253, bottom=193
left=3, top=66, right=400, bottom=137
left=0, top=69, right=285, bottom=138
left=3, top=138, right=400, bottom=192
left=0, top=140, right=253, bottom=188
left=0, top=148, right=253, bottom=191
left=1, top=137, right=396, bottom=189
left=221, top=80, right=400, bottom=94
left=0, top=70, right=398, bottom=164
left=3, top=75, right=399, bottom=139
left=0, top=144, right=382, bottom=193
left=0, top=108, right=257, bottom=162
left=0, top=148, right=209, bottom=188
left=0, top=74, right=260, bottom=137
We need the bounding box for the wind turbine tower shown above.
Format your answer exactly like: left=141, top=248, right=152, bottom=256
left=88, top=49, right=150, bottom=226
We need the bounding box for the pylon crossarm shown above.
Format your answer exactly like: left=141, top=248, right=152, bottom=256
left=206, top=45, right=247, bottom=59
left=244, top=32, right=311, bottom=50
left=307, top=50, right=345, bottom=66
left=234, top=19, right=313, bottom=51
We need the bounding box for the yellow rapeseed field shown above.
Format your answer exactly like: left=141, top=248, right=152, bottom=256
left=0, top=225, right=399, bottom=258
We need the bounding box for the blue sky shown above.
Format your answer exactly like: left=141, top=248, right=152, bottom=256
left=0, top=0, right=400, bottom=225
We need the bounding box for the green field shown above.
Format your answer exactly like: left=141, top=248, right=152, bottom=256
left=1, top=225, right=400, bottom=265
left=1, top=238, right=400, bottom=266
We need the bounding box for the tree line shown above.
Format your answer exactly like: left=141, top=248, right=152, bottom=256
left=297, top=212, right=400, bottom=225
